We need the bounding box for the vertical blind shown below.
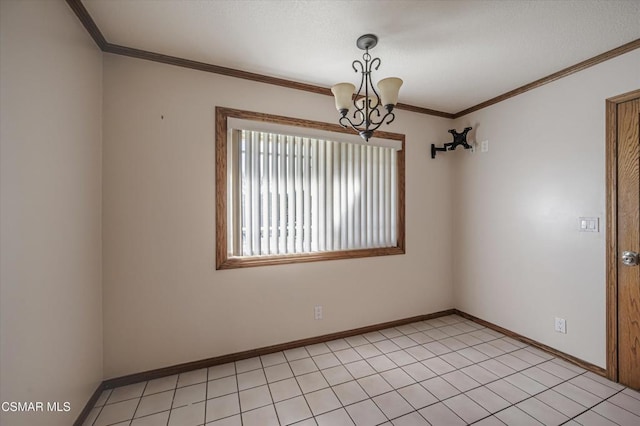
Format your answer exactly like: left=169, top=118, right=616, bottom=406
left=229, top=129, right=398, bottom=257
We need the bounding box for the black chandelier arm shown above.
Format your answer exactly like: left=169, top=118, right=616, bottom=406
left=339, top=110, right=395, bottom=134
left=383, top=110, right=396, bottom=126
left=338, top=114, right=362, bottom=134
left=369, top=56, right=381, bottom=71
left=365, top=67, right=382, bottom=111
left=349, top=109, right=366, bottom=128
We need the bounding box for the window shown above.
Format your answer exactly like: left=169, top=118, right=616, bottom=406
left=216, top=107, right=405, bottom=269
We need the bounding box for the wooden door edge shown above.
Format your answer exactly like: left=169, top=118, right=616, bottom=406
left=605, top=89, right=640, bottom=382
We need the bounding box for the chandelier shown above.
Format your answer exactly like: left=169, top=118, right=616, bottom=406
left=331, top=34, right=403, bottom=141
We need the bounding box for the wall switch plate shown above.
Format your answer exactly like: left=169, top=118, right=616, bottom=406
left=480, top=140, right=489, bottom=152
left=579, top=217, right=599, bottom=232
left=314, top=305, right=323, bottom=320
left=554, top=317, right=567, bottom=334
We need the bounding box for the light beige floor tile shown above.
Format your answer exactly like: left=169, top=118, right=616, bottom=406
left=290, top=357, right=318, bottom=376
left=465, top=386, right=510, bottom=413
left=207, top=376, right=237, bottom=398
left=486, top=379, right=529, bottom=404
left=313, top=353, right=341, bottom=369
left=373, top=390, right=414, bottom=419
left=608, top=391, right=640, bottom=416
left=304, top=388, right=341, bottom=416
left=358, top=374, right=393, bottom=397
left=285, top=347, right=311, bottom=361
left=345, top=335, right=369, bottom=347
left=381, top=367, right=415, bottom=389
left=95, top=399, right=139, bottom=426
left=239, top=384, right=272, bottom=412
left=321, top=365, right=353, bottom=386
left=356, top=343, right=385, bottom=359
left=397, top=383, right=437, bottom=409
left=517, top=397, right=568, bottom=425
left=391, top=335, right=418, bottom=349
left=235, top=357, right=262, bottom=374
left=535, top=389, right=586, bottom=417
left=260, top=352, right=287, bottom=367
left=305, top=343, right=331, bottom=356
left=392, top=412, right=430, bottom=425
left=569, top=375, right=619, bottom=399
left=177, top=369, right=207, bottom=388
left=237, top=369, right=267, bottom=391
left=326, top=339, right=350, bottom=352
left=442, top=370, right=481, bottom=392
left=315, top=408, right=355, bottom=426
left=386, top=350, right=417, bottom=367
left=521, top=367, right=564, bottom=388
left=334, top=348, right=362, bottom=364
left=241, top=404, right=279, bottom=426
left=458, top=346, right=489, bottom=363
left=592, top=400, right=640, bottom=425
left=172, top=382, right=206, bottom=407
left=421, top=376, right=461, bottom=400
left=344, top=360, right=376, bottom=379
left=168, top=401, right=206, bottom=426
left=134, top=390, right=173, bottom=418
left=144, top=375, right=178, bottom=396
left=264, top=363, right=294, bottom=383
left=460, top=364, right=499, bottom=385
left=440, top=352, right=474, bottom=369
left=443, top=394, right=490, bottom=424
left=269, top=377, right=302, bottom=402
left=552, top=382, right=602, bottom=407
left=208, top=363, right=236, bottom=380
left=206, top=394, right=240, bottom=422
left=367, top=354, right=398, bottom=372
left=131, top=410, right=170, bottom=425
left=109, top=382, right=146, bottom=403
left=494, top=406, right=543, bottom=426
left=404, top=345, right=436, bottom=361
left=504, top=372, right=548, bottom=395
left=332, top=380, right=368, bottom=406
left=297, top=371, right=330, bottom=394
left=421, top=357, right=456, bottom=375
left=206, top=414, right=241, bottom=425
left=573, top=409, right=618, bottom=425
left=275, top=395, right=313, bottom=425
left=346, top=399, right=387, bottom=426
left=419, top=402, right=466, bottom=426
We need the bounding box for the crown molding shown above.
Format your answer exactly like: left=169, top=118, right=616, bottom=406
left=66, top=0, right=639, bottom=120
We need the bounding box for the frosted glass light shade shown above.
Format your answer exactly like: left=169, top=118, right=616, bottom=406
left=377, top=77, right=403, bottom=106
left=331, top=83, right=356, bottom=111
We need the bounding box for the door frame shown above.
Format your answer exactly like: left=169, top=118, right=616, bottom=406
left=605, top=88, right=640, bottom=382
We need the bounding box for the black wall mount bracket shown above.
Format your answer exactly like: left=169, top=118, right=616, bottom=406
left=431, top=127, right=473, bottom=159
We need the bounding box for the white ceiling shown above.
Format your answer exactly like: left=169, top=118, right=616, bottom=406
left=83, top=0, right=640, bottom=114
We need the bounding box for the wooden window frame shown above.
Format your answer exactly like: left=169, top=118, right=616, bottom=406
left=215, top=107, right=406, bottom=270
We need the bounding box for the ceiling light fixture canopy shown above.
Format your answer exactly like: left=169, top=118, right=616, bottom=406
left=331, top=34, right=403, bottom=142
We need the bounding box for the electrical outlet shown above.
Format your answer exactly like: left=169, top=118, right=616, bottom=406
left=554, top=317, right=567, bottom=334
left=314, top=305, right=323, bottom=320
left=480, top=140, right=489, bottom=152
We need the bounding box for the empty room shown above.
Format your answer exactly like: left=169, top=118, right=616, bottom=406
left=2, top=0, right=640, bottom=425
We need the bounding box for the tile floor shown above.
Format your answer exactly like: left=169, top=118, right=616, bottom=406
left=84, top=315, right=640, bottom=425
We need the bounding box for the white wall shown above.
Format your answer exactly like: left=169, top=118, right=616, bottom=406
left=0, top=1, right=103, bottom=425
left=452, top=49, right=640, bottom=368
left=102, top=54, right=455, bottom=378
